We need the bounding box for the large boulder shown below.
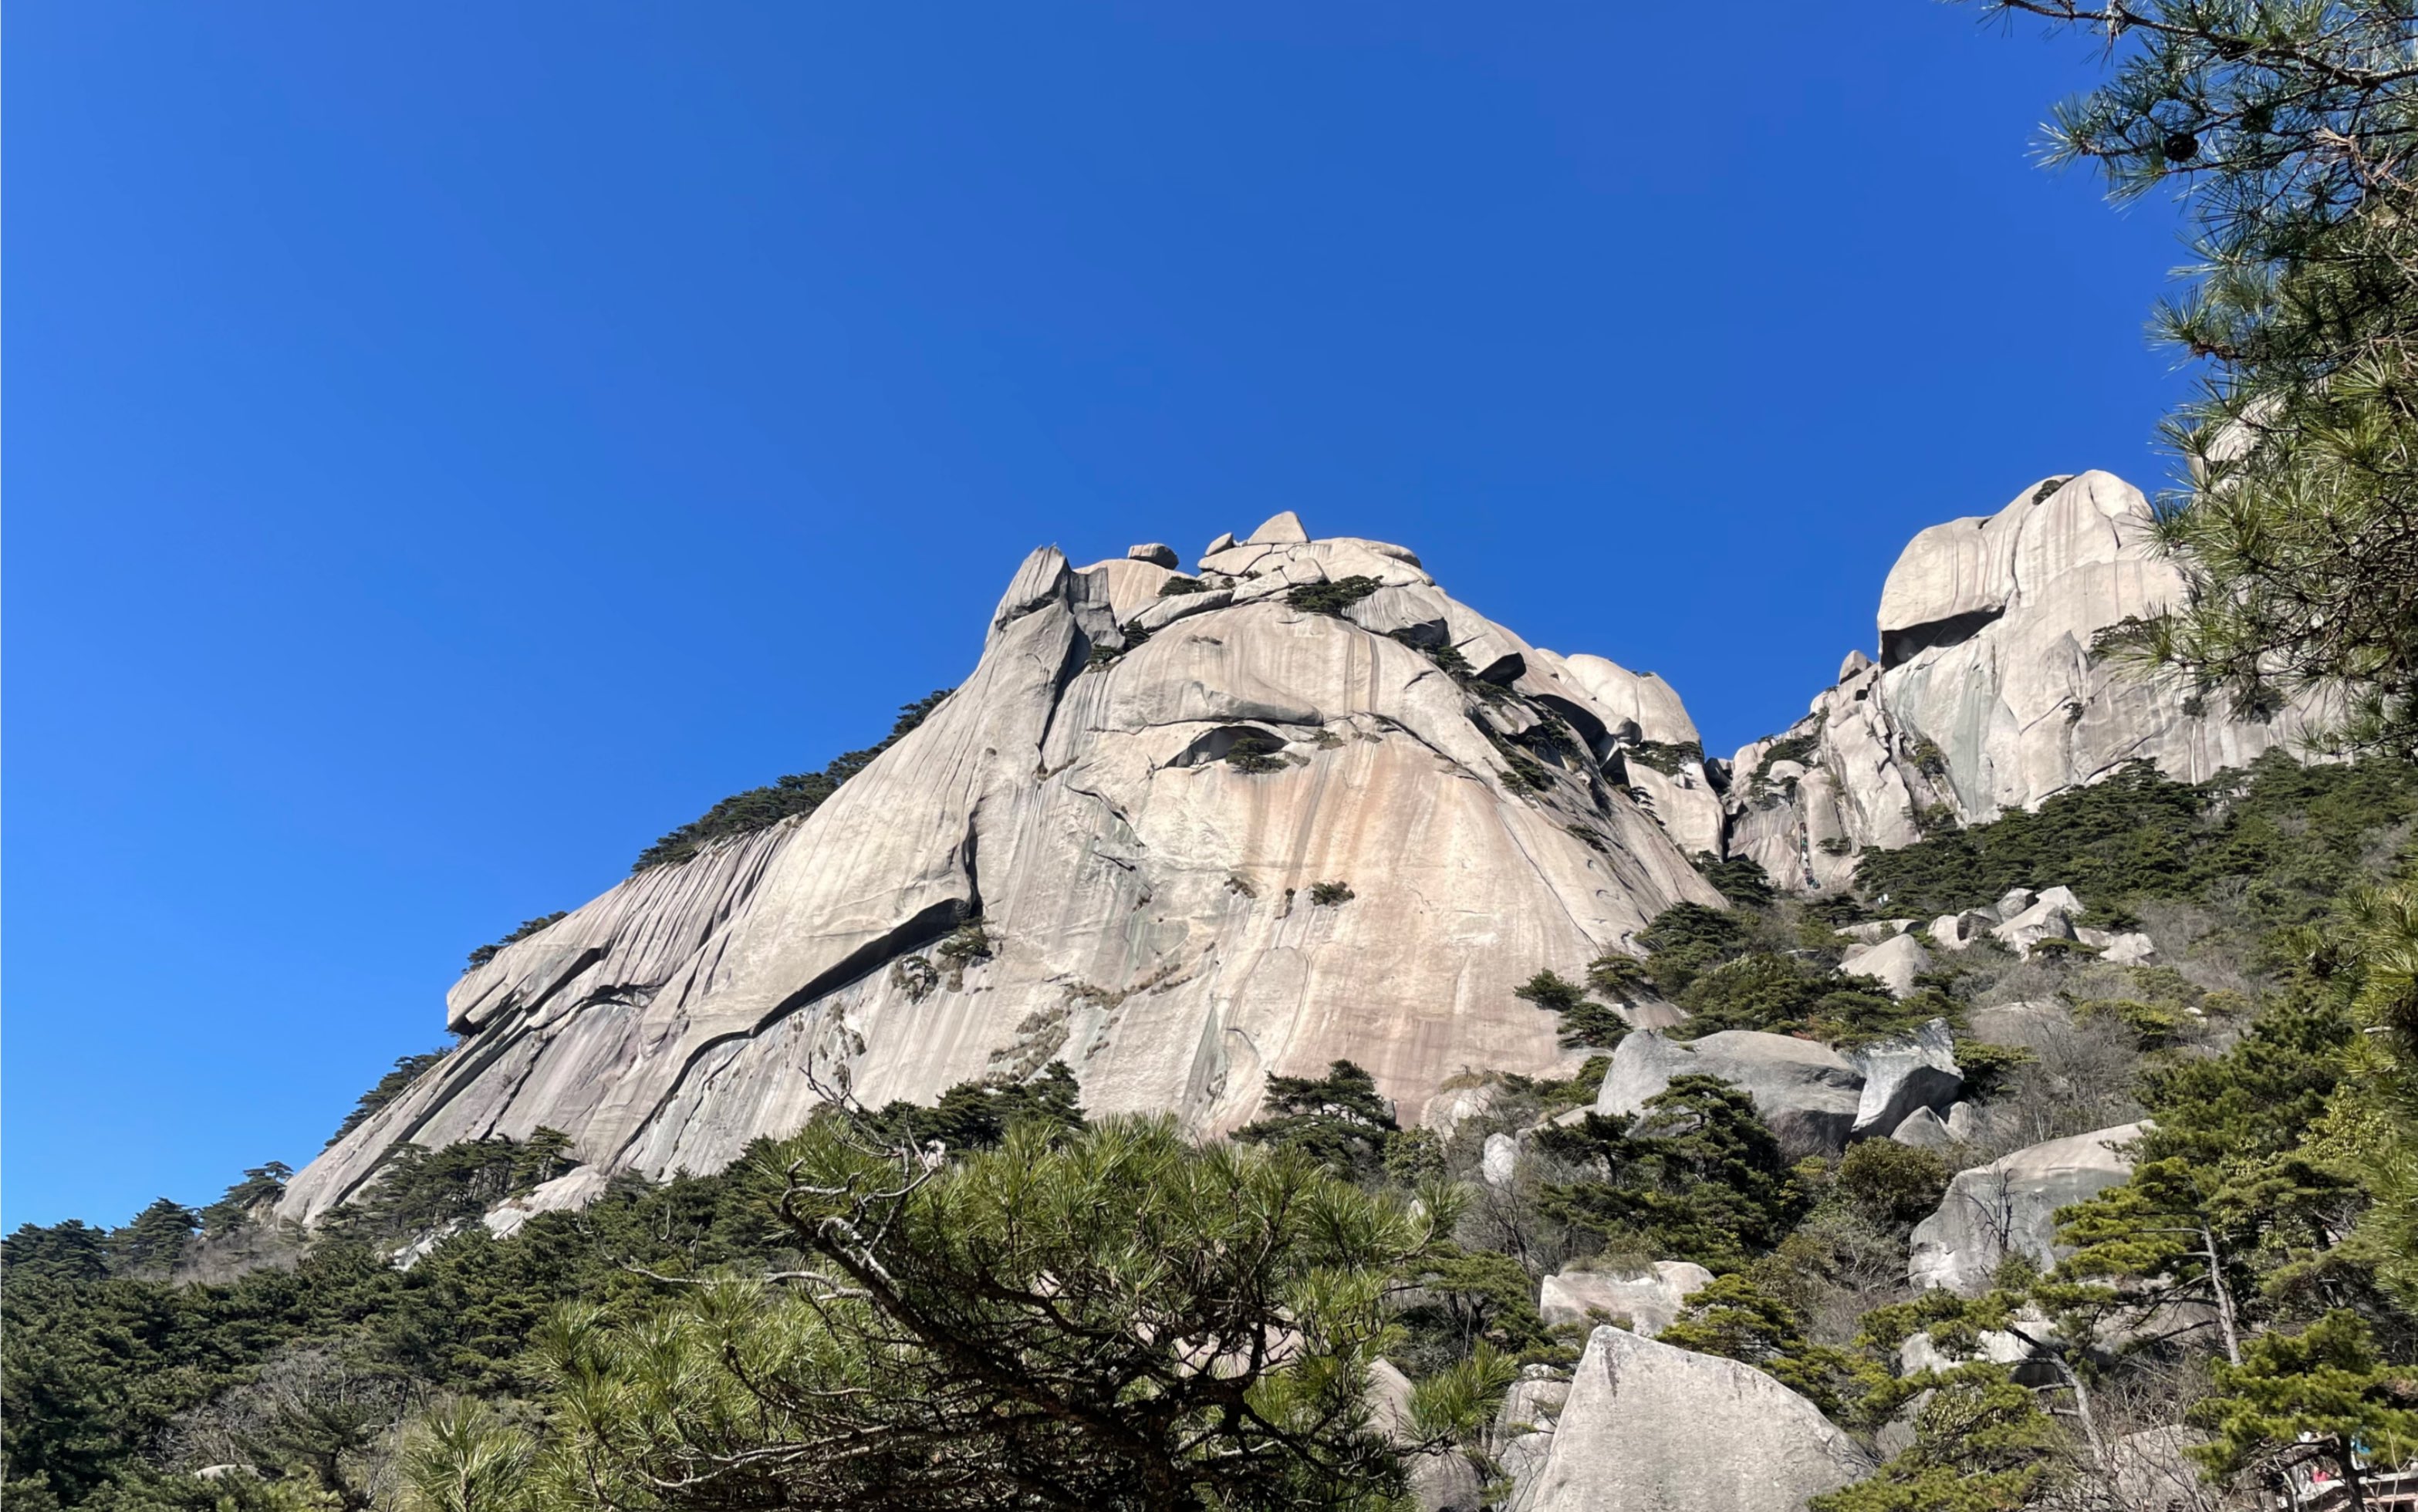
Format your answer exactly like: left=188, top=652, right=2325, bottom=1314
left=1493, top=1366, right=1571, bottom=1504
left=1481, top=1132, right=1520, bottom=1188
left=1908, top=1122, right=2147, bottom=1295
left=1839, top=933, right=1932, bottom=999
left=1518, top=1327, right=1872, bottom=1512
left=1598, top=1030, right=1864, bottom=1156
left=1848, top=1022, right=1962, bottom=1139
left=1245, top=509, right=1309, bottom=545
left=1889, top=1106, right=1954, bottom=1150
left=1536, top=1261, right=1714, bottom=1336
left=1423, top=1078, right=1500, bottom=1144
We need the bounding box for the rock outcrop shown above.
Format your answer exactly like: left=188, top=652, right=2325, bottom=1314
left=281, top=515, right=1726, bottom=1222
left=1599, top=1030, right=1866, bottom=1156
left=1724, top=472, right=2322, bottom=893
left=281, top=467, right=2305, bottom=1227
left=1515, top=1326, right=1871, bottom=1512
left=1536, top=1261, right=1714, bottom=1336
left=1908, top=1122, right=2146, bottom=1294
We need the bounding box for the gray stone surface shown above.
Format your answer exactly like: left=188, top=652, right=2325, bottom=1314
left=1849, top=1021, right=1962, bottom=1139
left=1130, top=586, right=1233, bottom=633
left=1599, top=1030, right=1865, bottom=1156
left=1839, top=919, right=1915, bottom=947
left=1536, top=1261, right=1714, bottom=1336
left=1246, top=509, right=1309, bottom=545
left=280, top=526, right=1728, bottom=1224
left=1519, top=1327, right=1871, bottom=1512
left=1909, top=1122, right=2146, bottom=1295
left=1839, top=933, right=1932, bottom=999
left=1725, top=471, right=2327, bottom=894
left=1963, top=1001, right=2072, bottom=1051
left=1126, top=542, right=1179, bottom=568
left=1889, top=1106, right=1954, bottom=1150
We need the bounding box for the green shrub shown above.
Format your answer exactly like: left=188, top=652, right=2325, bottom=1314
left=2075, top=997, right=2187, bottom=1048
left=1285, top=575, right=1383, bottom=616
left=1626, top=740, right=1705, bottom=776
left=326, top=1051, right=448, bottom=1147
left=1229, top=1059, right=1397, bottom=1183
left=1308, top=881, right=1355, bottom=906
left=464, top=911, right=569, bottom=972
left=1950, top=1038, right=2035, bottom=1099
left=1534, top=1075, right=1810, bottom=1271
left=1515, top=970, right=1629, bottom=1050
left=1223, top=729, right=1288, bottom=774
left=1751, top=729, right=1822, bottom=785
left=1853, top=752, right=2418, bottom=923
left=1157, top=575, right=1207, bottom=596
left=633, top=689, right=954, bottom=870
left=1832, top=1140, right=1950, bottom=1227
left=1636, top=902, right=1752, bottom=994
left=1695, top=853, right=1776, bottom=906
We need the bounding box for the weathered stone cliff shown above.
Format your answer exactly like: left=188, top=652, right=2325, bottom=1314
left=281, top=473, right=2317, bottom=1224
left=281, top=515, right=1723, bottom=1221
left=1724, top=471, right=2322, bottom=892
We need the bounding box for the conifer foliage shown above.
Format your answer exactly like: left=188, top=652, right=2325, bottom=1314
left=1965, top=0, right=2418, bottom=751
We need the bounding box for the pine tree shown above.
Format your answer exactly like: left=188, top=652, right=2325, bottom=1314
left=2190, top=1310, right=2418, bottom=1504
left=1963, top=1, right=2418, bottom=751
left=500, top=1118, right=1437, bottom=1512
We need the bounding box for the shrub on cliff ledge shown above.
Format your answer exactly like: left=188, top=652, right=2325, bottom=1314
left=632, top=689, right=952, bottom=871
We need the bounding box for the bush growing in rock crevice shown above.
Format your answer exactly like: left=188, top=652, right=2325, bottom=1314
left=1285, top=575, right=1383, bottom=616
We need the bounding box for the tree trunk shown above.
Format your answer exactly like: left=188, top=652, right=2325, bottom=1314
left=2201, top=1226, right=2244, bottom=1367
left=2053, top=1355, right=2109, bottom=1469
left=2336, top=1439, right=2367, bottom=1511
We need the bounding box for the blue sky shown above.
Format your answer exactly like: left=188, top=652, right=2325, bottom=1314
left=7, top=3, right=2192, bottom=1227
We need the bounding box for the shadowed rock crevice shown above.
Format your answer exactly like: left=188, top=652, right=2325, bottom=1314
left=1879, top=604, right=2004, bottom=667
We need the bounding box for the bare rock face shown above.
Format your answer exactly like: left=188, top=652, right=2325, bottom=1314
left=1848, top=1021, right=1961, bottom=1139
left=1908, top=1122, right=2146, bottom=1295
left=1598, top=1030, right=1867, bottom=1156
left=1838, top=932, right=1931, bottom=999
left=1518, top=1327, right=1871, bottom=1512
left=281, top=523, right=1727, bottom=1223
left=1725, top=471, right=2322, bottom=892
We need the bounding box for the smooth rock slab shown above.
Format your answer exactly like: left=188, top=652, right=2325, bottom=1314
left=1839, top=933, right=1932, bottom=999
left=1598, top=1030, right=1864, bottom=1156
left=1126, top=542, right=1179, bottom=568
left=1909, top=1122, right=2146, bottom=1294
left=1520, top=1327, right=1871, bottom=1512
left=1246, top=509, right=1309, bottom=545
